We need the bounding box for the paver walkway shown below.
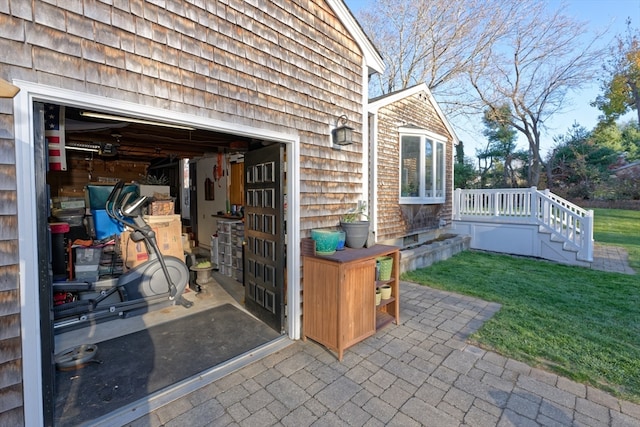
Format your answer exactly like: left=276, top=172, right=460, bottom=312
left=591, top=244, right=635, bottom=274
left=129, top=281, right=640, bottom=427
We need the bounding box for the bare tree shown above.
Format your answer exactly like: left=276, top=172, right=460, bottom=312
left=468, top=2, right=607, bottom=186
left=358, top=0, right=518, bottom=106
left=358, top=0, right=607, bottom=187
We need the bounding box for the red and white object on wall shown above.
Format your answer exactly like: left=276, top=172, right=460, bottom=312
left=45, top=103, right=67, bottom=171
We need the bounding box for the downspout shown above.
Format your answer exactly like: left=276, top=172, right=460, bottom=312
left=361, top=59, right=371, bottom=218
left=369, top=109, right=378, bottom=241
left=450, top=139, right=456, bottom=225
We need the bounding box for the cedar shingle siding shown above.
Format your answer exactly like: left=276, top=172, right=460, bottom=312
left=0, top=1, right=367, bottom=424
left=374, top=91, right=454, bottom=243
left=0, top=96, right=22, bottom=425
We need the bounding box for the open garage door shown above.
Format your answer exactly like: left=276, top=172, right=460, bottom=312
left=243, top=144, right=286, bottom=333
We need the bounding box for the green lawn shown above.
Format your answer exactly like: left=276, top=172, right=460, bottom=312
left=402, top=208, right=640, bottom=402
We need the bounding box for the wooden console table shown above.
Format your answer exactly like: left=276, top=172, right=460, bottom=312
left=302, top=244, right=400, bottom=360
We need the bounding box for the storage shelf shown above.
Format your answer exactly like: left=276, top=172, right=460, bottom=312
left=217, top=219, right=244, bottom=283
left=376, top=311, right=395, bottom=330
left=303, top=244, right=399, bottom=361
left=377, top=296, right=395, bottom=310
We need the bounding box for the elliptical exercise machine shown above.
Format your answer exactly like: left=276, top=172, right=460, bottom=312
left=53, top=181, right=192, bottom=331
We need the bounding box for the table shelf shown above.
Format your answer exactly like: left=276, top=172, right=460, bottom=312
left=302, top=245, right=400, bottom=361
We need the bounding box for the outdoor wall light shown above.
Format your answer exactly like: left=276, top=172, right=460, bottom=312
left=332, top=114, right=354, bottom=146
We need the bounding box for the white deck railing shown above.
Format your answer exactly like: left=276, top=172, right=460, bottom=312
left=453, top=187, right=594, bottom=261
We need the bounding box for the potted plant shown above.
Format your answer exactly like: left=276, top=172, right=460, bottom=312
left=340, top=202, right=370, bottom=249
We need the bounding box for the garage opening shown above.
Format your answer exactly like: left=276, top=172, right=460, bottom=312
left=35, top=102, right=288, bottom=426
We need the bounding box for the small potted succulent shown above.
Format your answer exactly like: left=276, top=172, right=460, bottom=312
left=340, top=202, right=370, bottom=249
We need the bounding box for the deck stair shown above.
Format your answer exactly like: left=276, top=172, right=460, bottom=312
left=451, top=187, right=593, bottom=267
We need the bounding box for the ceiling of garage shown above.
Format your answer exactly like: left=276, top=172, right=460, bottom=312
left=63, top=106, right=255, bottom=161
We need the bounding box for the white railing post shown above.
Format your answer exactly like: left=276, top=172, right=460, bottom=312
left=580, top=210, right=594, bottom=262
left=453, top=188, right=461, bottom=220
left=530, top=187, right=538, bottom=221
left=544, top=188, right=554, bottom=225
left=543, top=191, right=548, bottom=223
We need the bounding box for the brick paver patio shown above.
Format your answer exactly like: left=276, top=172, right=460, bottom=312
left=127, top=281, right=640, bottom=427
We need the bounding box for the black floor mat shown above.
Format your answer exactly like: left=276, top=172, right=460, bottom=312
left=54, top=303, right=280, bottom=426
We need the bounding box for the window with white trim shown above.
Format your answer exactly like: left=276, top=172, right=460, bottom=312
left=399, top=130, right=446, bottom=204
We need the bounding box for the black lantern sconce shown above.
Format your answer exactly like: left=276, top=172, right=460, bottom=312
left=332, top=114, right=354, bottom=146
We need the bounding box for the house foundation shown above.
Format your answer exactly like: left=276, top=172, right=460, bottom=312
left=399, top=234, right=470, bottom=273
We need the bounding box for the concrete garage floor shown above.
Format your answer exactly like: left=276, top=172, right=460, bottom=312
left=53, top=270, right=286, bottom=426
left=55, top=274, right=244, bottom=352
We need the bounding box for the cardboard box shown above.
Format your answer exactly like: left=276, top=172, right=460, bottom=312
left=181, top=233, right=192, bottom=253
left=148, top=200, right=174, bottom=215
left=120, top=215, right=184, bottom=270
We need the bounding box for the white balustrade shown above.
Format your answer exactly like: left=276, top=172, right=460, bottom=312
left=454, top=187, right=593, bottom=261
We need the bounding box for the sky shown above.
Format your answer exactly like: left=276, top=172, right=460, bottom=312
left=344, top=0, right=640, bottom=158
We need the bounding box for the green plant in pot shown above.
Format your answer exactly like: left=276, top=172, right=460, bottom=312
left=340, top=202, right=370, bottom=249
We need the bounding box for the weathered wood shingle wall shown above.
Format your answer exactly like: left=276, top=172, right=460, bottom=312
left=375, top=92, right=454, bottom=243
left=0, top=0, right=366, bottom=423
left=2, top=0, right=365, bottom=225
left=0, top=98, right=22, bottom=425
